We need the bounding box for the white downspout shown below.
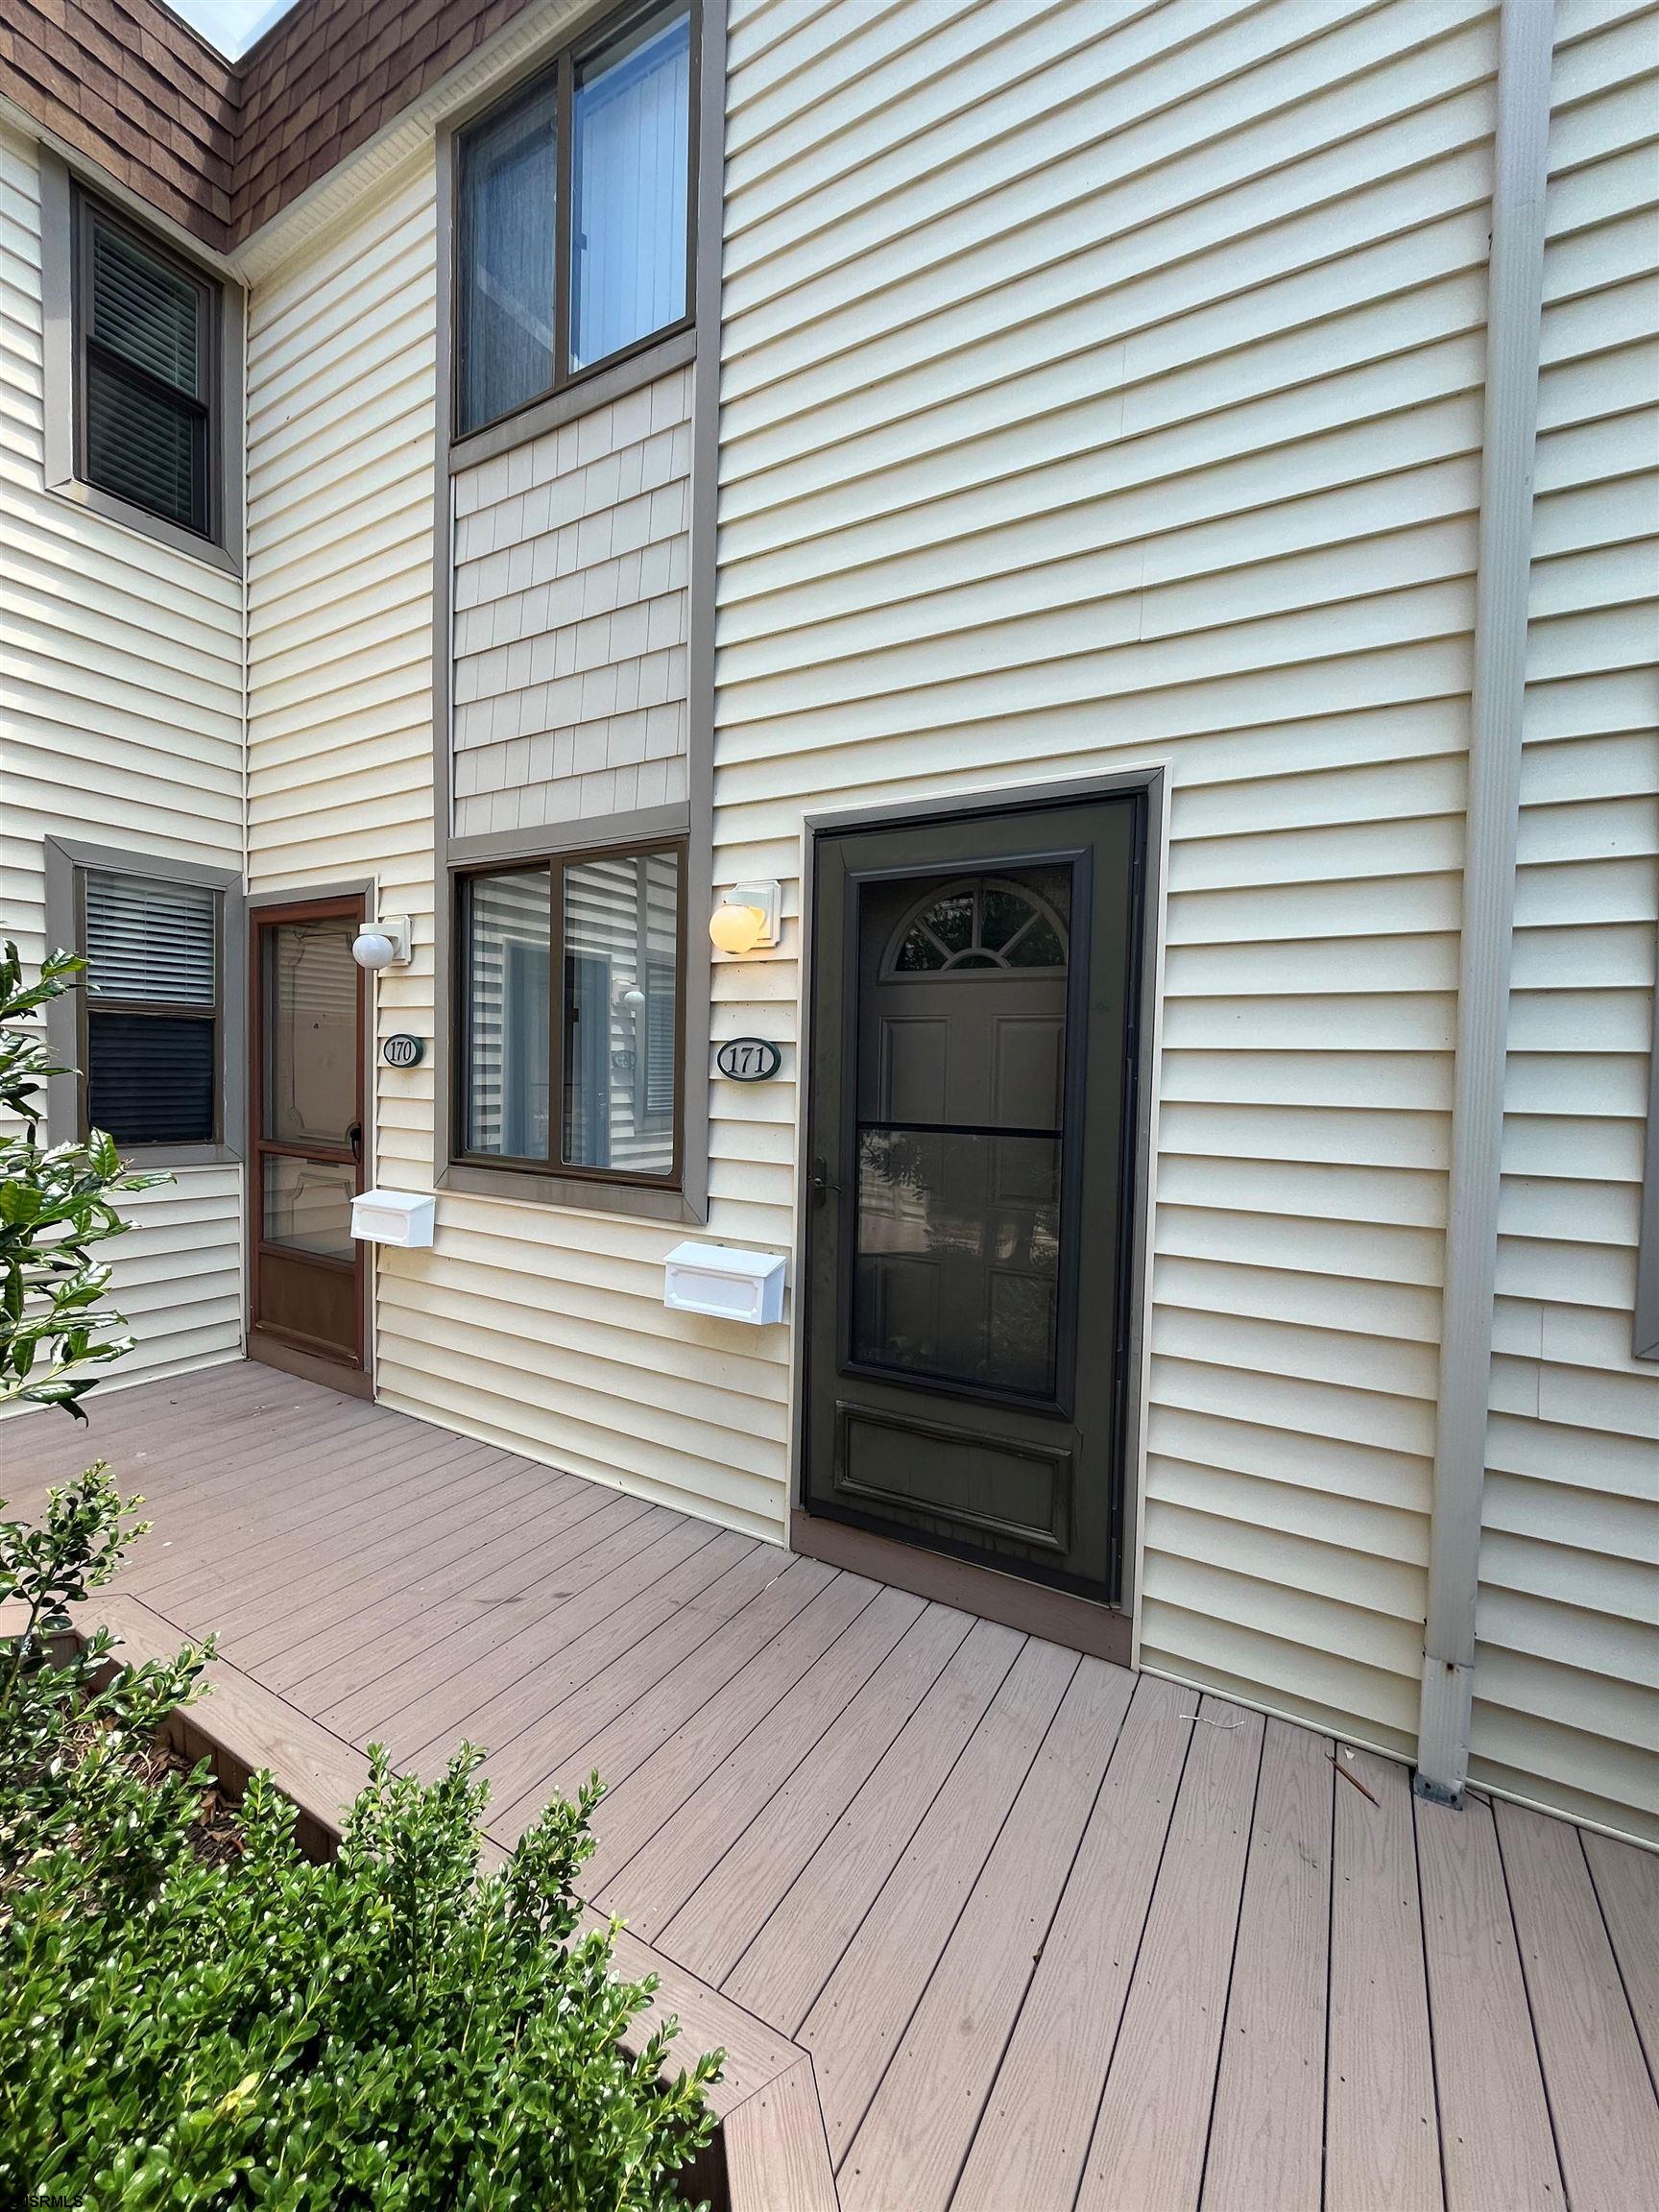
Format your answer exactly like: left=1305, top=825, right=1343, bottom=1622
left=1415, top=0, right=1555, bottom=1807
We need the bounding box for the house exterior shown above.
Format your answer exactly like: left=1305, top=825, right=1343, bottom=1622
left=1, top=0, right=1654, bottom=1850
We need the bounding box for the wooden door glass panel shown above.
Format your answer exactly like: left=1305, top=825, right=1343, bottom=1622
left=250, top=894, right=367, bottom=1378
left=852, top=867, right=1071, bottom=1403
left=262, top=1155, right=356, bottom=1262
left=265, top=920, right=359, bottom=1148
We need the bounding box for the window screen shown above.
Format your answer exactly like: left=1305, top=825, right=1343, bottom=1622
left=456, top=74, right=560, bottom=436
left=454, top=0, right=692, bottom=437
left=83, top=871, right=219, bottom=1146
left=77, top=198, right=215, bottom=537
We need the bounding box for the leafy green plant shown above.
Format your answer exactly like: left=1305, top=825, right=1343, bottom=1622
left=0, top=947, right=721, bottom=2206
left=2, top=1746, right=720, bottom=2211
left=0, top=940, right=167, bottom=1418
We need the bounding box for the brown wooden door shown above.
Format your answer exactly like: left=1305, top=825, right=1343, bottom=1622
left=249, top=896, right=368, bottom=1380
left=804, top=795, right=1142, bottom=1604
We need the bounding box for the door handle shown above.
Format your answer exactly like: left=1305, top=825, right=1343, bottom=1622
left=348, top=1120, right=362, bottom=1163
left=810, top=1160, right=839, bottom=1207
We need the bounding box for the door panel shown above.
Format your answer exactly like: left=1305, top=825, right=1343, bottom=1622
left=250, top=898, right=367, bottom=1376
left=805, top=798, right=1141, bottom=1604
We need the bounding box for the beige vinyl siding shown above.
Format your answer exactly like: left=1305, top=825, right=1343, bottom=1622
left=246, top=148, right=787, bottom=1545
left=713, top=0, right=1511, bottom=1754
left=0, top=120, right=244, bottom=1384
left=245, top=155, right=439, bottom=1246
left=1474, top=0, right=1659, bottom=1843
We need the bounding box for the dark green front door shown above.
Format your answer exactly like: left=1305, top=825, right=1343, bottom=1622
left=804, top=793, right=1142, bottom=1604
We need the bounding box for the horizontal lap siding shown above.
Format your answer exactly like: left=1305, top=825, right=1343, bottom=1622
left=246, top=151, right=788, bottom=1546
left=246, top=159, right=440, bottom=1403
left=716, top=0, right=1503, bottom=1750
left=1475, top=1, right=1659, bottom=1843
left=0, top=122, right=244, bottom=1386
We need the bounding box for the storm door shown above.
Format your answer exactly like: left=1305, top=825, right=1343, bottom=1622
left=804, top=796, right=1141, bottom=1601
left=249, top=897, right=368, bottom=1379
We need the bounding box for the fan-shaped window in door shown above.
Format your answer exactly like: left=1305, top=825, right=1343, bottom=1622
left=885, top=877, right=1069, bottom=976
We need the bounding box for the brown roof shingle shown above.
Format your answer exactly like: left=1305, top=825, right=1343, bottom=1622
left=0, top=0, right=539, bottom=252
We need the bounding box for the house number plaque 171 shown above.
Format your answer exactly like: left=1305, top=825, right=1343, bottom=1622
left=716, top=1038, right=781, bottom=1083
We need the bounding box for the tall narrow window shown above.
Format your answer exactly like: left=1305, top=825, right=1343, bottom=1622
left=82, top=870, right=220, bottom=1147
left=453, top=0, right=693, bottom=438
left=456, top=74, right=560, bottom=436
left=571, top=0, right=691, bottom=371
left=74, top=192, right=216, bottom=538
left=457, top=844, right=684, bottom=1186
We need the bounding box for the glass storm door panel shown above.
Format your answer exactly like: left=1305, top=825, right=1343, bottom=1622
left=250, top=900, right=367, bottom=1376
left=805, top=799, right=1142, bottom=1604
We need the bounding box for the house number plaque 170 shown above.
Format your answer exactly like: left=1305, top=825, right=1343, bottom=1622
left=716, top=1038, right=781, bottom=1083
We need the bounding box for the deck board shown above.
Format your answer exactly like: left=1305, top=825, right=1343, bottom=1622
left=1498, top=1797, right=1659, bottom=2212
left=952, top=1671, right=1192, bottom=2212
left=1075, top=1695, right=1264, bottom=2212
left=839, top=1656, right=1135, bottom=2212
left=9, top=1367, right=1654, bottom=2212
left=1582, top=1825, right=1659, bottom=2091
left=658, top=1601, right=973, bottom=1987
left=1199, top=1717, right=1333, bottom=2212
left=1326, top=1745, right=1445, bottom=2212
left=1414, top=1790, right=1562, bottom=2211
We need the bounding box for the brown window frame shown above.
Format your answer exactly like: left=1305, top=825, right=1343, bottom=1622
left=452, top=0, right=700, bottom=443
left=69, top=181, right=223, bottom=546
left=75, top=864, right=225, bottom=1153
left=452, top=836, right=688, bottom=1192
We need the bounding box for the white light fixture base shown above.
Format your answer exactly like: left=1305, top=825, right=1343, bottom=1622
left=709, top=881, right=781, bottom=955
left=351, top=915, right=413, bottom=970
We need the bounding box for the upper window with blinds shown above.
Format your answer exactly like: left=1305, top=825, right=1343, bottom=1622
left=455, top=0, right=693, bottom=439
left=72, top=188, right=218, bottom=541
left=82, top=870, right=220, bottom=1149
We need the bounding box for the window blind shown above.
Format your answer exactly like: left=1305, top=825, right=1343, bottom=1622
left=81, top=204, right=211, bottom=535
left=85, top=873, right=216, bottom=1006
left=571, top=1, right=690, bottom=369
left=644, top=956, right=676, bottom=1118
left=82, top=869, right=218, bottom=1148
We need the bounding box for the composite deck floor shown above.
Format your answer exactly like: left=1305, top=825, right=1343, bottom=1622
left=10, top=1360, right=1658, bottom=2211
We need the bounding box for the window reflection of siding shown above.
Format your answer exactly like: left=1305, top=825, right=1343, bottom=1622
left=564, top=849, right=677, bottom=1173
left=467, top=869, right=551, bottom=1157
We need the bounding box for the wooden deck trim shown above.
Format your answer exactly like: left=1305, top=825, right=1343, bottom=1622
left=76, top=1590, right=839, bottom=2202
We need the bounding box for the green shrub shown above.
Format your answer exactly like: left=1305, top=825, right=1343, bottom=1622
left=1, top=1722, right=720, bottom=2210
left=0, top=948, right=721, bottom=2207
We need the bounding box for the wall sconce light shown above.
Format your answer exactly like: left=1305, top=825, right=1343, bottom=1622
left=709, top=882, right=781, bottom=956
left=351, top=916, right=413, bottom=971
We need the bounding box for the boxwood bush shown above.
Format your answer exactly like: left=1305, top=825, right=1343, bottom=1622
left=0, top=945, right=720, bottom=2208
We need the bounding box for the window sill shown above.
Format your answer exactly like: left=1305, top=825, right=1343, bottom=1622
left=447, top=325, right=696, bottom=474
left=115, top=1142, right=242, bottom=1169
left=45, top=472, right=240, bottom=577
left=439, top=1158, right=703, bottom=1225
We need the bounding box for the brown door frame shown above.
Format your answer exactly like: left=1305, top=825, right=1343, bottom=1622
left=246, top=887, right=373, bottom=1398
left=789, top=771, right=1166, bottom=1670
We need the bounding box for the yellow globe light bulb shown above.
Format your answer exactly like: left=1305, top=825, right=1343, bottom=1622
left=709, top=900, right=766, bottom=955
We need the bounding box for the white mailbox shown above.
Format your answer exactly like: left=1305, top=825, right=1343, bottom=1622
left=663, top=1240, right=786, bottom=1325
left=350, top=1188, right=436, bottom=1248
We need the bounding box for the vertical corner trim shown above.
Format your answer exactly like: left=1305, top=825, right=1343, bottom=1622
left=1417, top=0, right=1556, bottom=1804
